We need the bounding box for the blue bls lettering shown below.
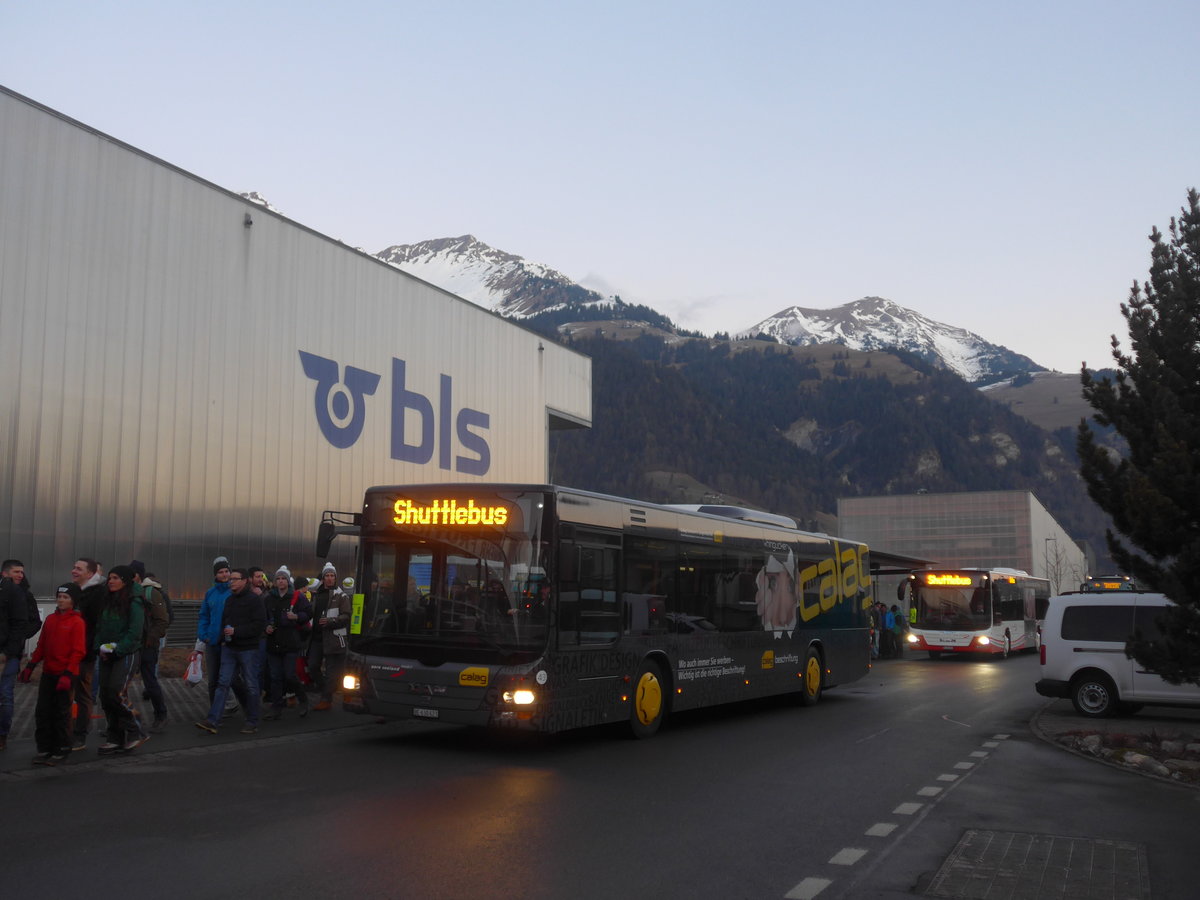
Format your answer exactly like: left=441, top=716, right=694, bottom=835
left=390, top=359, right=491, bottom=475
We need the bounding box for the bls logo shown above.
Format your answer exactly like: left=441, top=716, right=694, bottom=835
left=299, top=351, right=491, bottom=475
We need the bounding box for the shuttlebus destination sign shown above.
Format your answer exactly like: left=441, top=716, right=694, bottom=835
left=390, top=497, right=514, bottom=528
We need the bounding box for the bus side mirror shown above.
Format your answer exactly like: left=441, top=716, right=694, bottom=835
left=316, top=521, right=337, bottom=559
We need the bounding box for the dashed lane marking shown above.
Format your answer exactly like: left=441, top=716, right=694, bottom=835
left=936, top=773, right=958, bottom=782
left=829, top=848, right=867, bottom=866
left=917, top=786, right=943, bottom=797
left=893, top=802, right=923, bottom=815
left=969, top=750, right=989, bottom=758
left=865, top=823, right=897, bottom=837
left=953, top=761, right=975, bottom=770
left=784, top=876, right=831, bottom=899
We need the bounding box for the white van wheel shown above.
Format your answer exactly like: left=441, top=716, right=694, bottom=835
left=1071, top=673, right=1118, bottom=718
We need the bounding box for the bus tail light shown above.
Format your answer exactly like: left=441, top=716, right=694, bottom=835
left=503, top=689, right=536, bottom=706
left=342, top=674, right=361, bottom=691
left=1040, top=643, right=1046, bottom=665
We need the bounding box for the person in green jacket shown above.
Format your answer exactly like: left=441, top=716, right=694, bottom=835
left=94, top=565, right=146, bottom=755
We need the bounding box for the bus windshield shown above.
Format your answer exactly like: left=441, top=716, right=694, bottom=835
left=913, top=574, right=992, bottom=631
left=354, top=489, right=552, bottom=659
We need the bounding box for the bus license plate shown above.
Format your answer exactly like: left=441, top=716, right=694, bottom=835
left=413, top=707, right=439, bottom=719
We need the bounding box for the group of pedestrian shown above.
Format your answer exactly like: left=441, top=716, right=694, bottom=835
left=193, top=557, right=350, bottom=738
left=0, top=552, right=351, bottom=767
left=1, top=556, right=169, bottom=764
left=870, top=600, right=909, bottom=659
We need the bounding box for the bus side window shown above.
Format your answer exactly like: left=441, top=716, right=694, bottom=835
left=578, top=545, right=619, bottom=644
left=557, top=541, right=580, bottom=643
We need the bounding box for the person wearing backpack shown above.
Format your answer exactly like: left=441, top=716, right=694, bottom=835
left=130, top=561, right=170, bottom=732
left=0, top=559, right=33, bottom=751
left=93, top=565, right=147, bottom=755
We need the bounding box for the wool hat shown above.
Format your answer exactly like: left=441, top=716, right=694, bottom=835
left=213, top=555, right=230, bottom=575
left=128, top=559, right=146, bottom=578
left=56, top=583, right=82, bottom=607
left=108, top=564, right=136, bottom=586
left=275, top=565, right=293, bottom=584
left=322, top=561, right=337, bottom=577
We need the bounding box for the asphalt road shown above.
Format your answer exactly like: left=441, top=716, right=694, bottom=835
left=6, top=653, right=1197, bottom=899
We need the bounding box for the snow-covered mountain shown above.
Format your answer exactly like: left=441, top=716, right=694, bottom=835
left=374, top=235, right=1042, bottom=383
left=377, top=235, right=611, bottom=318
left=739, top=297, right=1043, bottom=384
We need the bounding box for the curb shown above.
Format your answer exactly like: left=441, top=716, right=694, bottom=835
left=1030, top=700, right=1200, bottom=791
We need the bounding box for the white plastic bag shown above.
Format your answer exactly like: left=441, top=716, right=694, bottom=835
left=184, top=649, right=204, bottom=686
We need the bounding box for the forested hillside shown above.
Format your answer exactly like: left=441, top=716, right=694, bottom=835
left=546, top=335, right=1112, bottom=567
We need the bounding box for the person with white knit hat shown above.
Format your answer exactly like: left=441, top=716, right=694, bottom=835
left=306, top=561, right=349, bottom=711
left=262, top=565, right=311, bottom=719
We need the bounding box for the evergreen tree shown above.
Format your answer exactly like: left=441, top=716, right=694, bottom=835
left=1077, top=188, right=1200, bottom=684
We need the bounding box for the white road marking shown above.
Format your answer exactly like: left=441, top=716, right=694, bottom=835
left=992, top=733, right=1010, bottom=740
left=865, top=823, right=898, bottom=837
left=954, top=761, right=975, bottom=770
left=941, top=714, right=971, bottom=727
left=970, top=750, right=989, bottom=758
left=917, top=786, right=943, bottom=797
left=894, top=802, right=923, bottom=815
left=982, top=740, right=1000, bottom=748
left=937, top=773, right=958, bottom=782
left=785, top=876, right=831, bottom=899
left=829, top=848, right=867, bottom=866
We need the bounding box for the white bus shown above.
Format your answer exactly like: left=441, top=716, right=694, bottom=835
left=902, top=568, right=1050, bottom=659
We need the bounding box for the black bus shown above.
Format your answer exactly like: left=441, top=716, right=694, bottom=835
left=321, top=484, right=872, bottom=737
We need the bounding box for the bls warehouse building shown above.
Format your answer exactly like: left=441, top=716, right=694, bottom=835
left=0, top=86, right=592, bottom=598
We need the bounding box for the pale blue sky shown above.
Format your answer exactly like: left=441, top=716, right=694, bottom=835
left=3, top=1, right=1196, bottom=372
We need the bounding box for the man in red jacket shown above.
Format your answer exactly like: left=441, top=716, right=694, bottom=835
left=20, top=583, right=87, bottom=765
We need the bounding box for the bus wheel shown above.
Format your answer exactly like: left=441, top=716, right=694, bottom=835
left=799, top=648, right=823, bottom=707
left=630, top=660, right=666, bottom=738
left=928, top=651, right=942, bottom=660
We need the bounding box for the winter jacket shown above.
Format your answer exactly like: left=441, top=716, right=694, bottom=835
left=0, top=577, right=30, bottom=658
left=219, top=585, right=266, bottom=651
left=93, top=592, right=145, bottom=657
left=264, top=587, right=312, bottom=654
left=197, top=579, right=233, bottom=645
left=310, top=585, right=351, bottom=655
left=140, top=582, right=170, bottom=647
left=29, top=608, right=87, bottom=676
left=77, top=573, right=106, bottom=661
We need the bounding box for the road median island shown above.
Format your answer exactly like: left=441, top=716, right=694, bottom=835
left=1032, top=699, right=1200, bottom=788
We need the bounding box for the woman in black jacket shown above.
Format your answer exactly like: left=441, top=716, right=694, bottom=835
left=263, top=567, right=311, bottom=719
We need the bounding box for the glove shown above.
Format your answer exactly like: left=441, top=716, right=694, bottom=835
left=56, top=675, right=72, bottom=693
left=18, top=666, right=34, bottom=684
left=194, top=639, right=207, bottom=652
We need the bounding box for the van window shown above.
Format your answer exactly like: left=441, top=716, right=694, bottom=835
left=1133, top=605, right=1167, bottom=641
left=1061, top=605, right=1136, bottom=642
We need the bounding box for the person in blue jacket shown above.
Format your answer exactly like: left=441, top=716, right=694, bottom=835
left=197, top=556, right=247, bottom=713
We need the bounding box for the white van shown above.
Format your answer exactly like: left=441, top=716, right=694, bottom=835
left=1035, top=592, right=1200, bottom=718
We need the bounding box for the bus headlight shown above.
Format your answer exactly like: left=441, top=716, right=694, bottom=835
left=342, top=674, right=361, bottom=691
left=503, top=689, right=536, bottom=705
left=906, top=633, right=918, bottom=643
left=976, top=636, right=991, bottom=646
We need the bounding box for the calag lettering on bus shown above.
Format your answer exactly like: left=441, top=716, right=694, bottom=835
left=459, top=667, right=489, bottom=687
left=797, top=544, right=870, bottom=623
left=761, top=651, right=775, bottom=670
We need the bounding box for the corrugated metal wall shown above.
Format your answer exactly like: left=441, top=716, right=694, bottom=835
left=0, top=87, right=591, bottom=598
